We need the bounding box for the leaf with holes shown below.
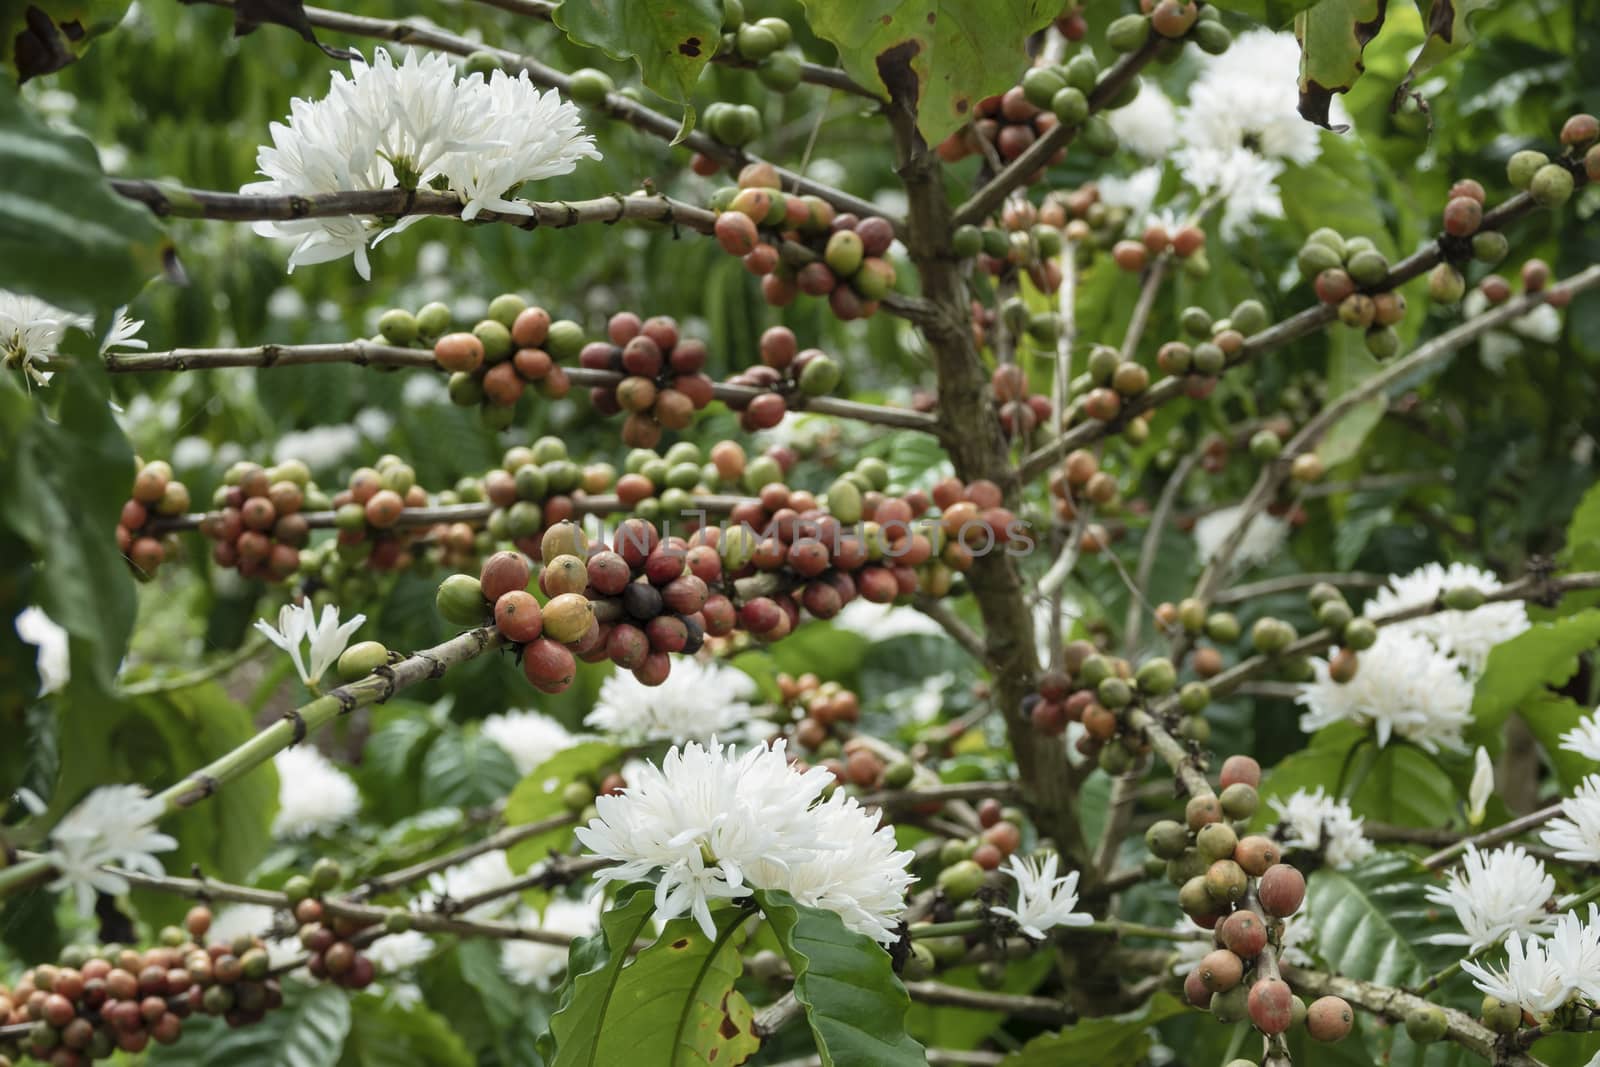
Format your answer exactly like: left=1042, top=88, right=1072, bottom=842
left=795, top=0, right=1059, bottom=145
left=757, top=890, right=926, bottom=1067
left=1295, top=0, right=1390, bottom=128
left=505, top=740, right=622, bottom=872
left=1395, top=0, right=1497, bottom=104
left=1304, top=854, right=1457, bottom=988
left=553, top=0, right=721, bottom=141
left=547, top=885, right=760, bottom=1067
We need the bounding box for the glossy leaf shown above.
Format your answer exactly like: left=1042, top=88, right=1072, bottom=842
left=998, top=993, right=1186, bottom=1065
left=1, top=0, right=130, bottom=80
left=1304, top=854, right=1456, bottom=988
left=505, top=740, right=622, bottom=872
left=757, top=890, right=927, bottom=1067
left=1203, top=0, right=1320, bottom=22
left=420, top=729, right=521, bottom=809
left=795, top=0, right=1059, bottom=144
left=1295, top=0, right=1390, bottom=128
left=0, top=80, right=165, bottom=310
left=1258, top=725, right=1456, bottom=828
left=553, top=0, right=722, bottom=139
left=1468, top=610, right=1600, bottom=734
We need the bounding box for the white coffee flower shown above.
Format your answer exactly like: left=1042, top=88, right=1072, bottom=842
left=14, top=606, right=70, bottom=695
left=0, top=290, right=89, bottom=387
left=47, top=785, right=177, bottom=914
left=1542, top=774, right=1600, bottom=864
left=271, top=745, right=361, bottom=839
left=205, top=903, right=302, bottom=969
left=1468, top=746, right=1494, bottom=827
left=1425, top=845, right=1554, bottom=951
left=365, top=930, right=435, bottom=973
left=1561, top=708, right=1600, bottom=763
left=1172, top=144, right=1286, bottom=239
left=481, top=710, right=576, bottom=776
left=578, top=739, right=913, bottom=944
left=584, top=657, right=755, bottom=743
left=1363, top=561, right=1528, bottom=675
left=1463, top=931, right=1578, bottom=1018
left=1268, top=787, right=1373, bottom=870
left=255, top=601, right=366, bottom=690
left=1280, top=907, right=1316, bottom=967
left=1179, top=30, right=1335, bottom=166
left=501, top=896, right=602, bottom=989
left=1547, top=905, right=1600, bottom=1004
left=102, top=307, right=147, bottom=354
left=1192, top=504, right=1288, bottom=570
left=438, top=69, right=600, bottom=220
left=990, top=853, right=1094, bottom=941
left=1107, top=82, right=1178, bottom=161
left=1296, top=630, right=1475, bottom=752
left=274, top=425, right=363, bottom=469
left=1096, top=166, right=1162, bottom=220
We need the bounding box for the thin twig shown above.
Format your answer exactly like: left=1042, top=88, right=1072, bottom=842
left=1123, top=452, right=1196, bottom=656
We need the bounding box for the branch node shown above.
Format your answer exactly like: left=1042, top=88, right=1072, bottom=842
left=281, top=709, right=308, bottom=746
left=414, top=651, right=448, bottom=679
left=371, top=664, right=400, bottom=702
left=330, top=686, right=361, bottom=715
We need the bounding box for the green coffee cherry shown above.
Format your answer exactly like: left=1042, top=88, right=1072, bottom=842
left=378, top=308, right=418, bottom=345
left=938, top=859, right=985, bottom=902
left=1506, top=149, right=1550, bottom=190
left=1342, top=617, right=1378, bottom=650
left=1135, top=657, right=1177, bottom=695
left=337, top=641, right=390, bottom=681
left=1107, top=13, right=1149, bottom=52
left=311, top=857, right=343, bottom=891
left=1220, top=782, right=1258, bottom=820
left=1145, top=819, right=1190, bottom=860
left=1205, top=612, right=1240, bottom=643
left=1442, top=586, right=1486, bottom=611
left=1178, top=681, right=1211, bottom=714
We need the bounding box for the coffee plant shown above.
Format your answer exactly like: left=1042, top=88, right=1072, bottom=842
left=3, top=0, right=1600, bottom=1064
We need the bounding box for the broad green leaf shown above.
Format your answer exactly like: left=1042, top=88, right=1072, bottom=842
left=1317, top=329, right=1386, bottom=468
left=1295, top=0, right=1390, bottom=128
left=146, top=982, right=351, bottom=1067
left=552, top=0, right=721, bottom=139
left=0, top=344, right=135, bottom=698
left=906, top=951, right=1054, bottom=1048
left=505, top=740, right=623, bottom=872
left=339, top=992, right=475, bottom=1067
left=1468, top=610, right=1600, bottom=734
left=1564, top=480, right=1600, bottom=562
left=794, top=0, right=1059, bottom=144
left=0, top=80, right=166, bottom=311
left=0, top=0, right=129, bottom=79
left=1203, top=0, right=1320, bottom=22
left=550, top=906, right=758, bottom=1067
left=1258, top=725, right=1456, bottom=828
left=757, top=890, right=927, bottom=1067
left=1520, top=693, right=1595, bottom=792
left=1305, top=855, right=1457, bottom=987
left=420, top=729, right=521, bottom=809
left=1397, top=0, right=1498, bottom=100
left=545, top=885, right=655, bottom=1061
left=998, top=993, right=1186, bottom=1065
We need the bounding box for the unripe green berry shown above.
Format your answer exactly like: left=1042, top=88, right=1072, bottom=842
left=1250, top=429, right=1282, bottom=460
left=377, top=308, right=418, bottom=345
left=1177, top=597, right=1206, bottom=633
left=285, top=874, right=314, bottom=903
left=1195, top=821, right=1238, bottom=862
left=1179, top=681, right=1211, bottom=714
left=1097, top=676, right=1132, bottom=708
left=1220, top=782, right=1258, bottom=820
left=1176, top=714, right=1210, bottom=744
left=1366, top=325, right=1400, bottom=359
left=1145, top=819, right=1190, bottom=860
left=1472, top=230, right=1509, bottom=265
left=1178, top=874, right=1214, bottom=917
left=1251, top=617, right=1296, bottom=655
left=385, top=911, right=413, bottom=934
left=1078, top=654, right=1112, bottom=687
left=1050, top=86, right=1089, bottom=125
left=1205, top=612, right=1240, bottom=643
left=1297, top=241, right=1343, bottom=278
left=1442, top=586, right=1486, bottom=611
left=337, top=640, right=390, bottom=681
left=1506, top=149, right=1550, bottom=190
left=1481, top=994, right=1522, bottom=1033
left=1308, top=581, right=1342, bottom=607
left=311, top=857, right=342, bottom=891
left=938, top=859, right=985, bottom=902
left=1342, top=617, right=1378, bottom=650
left=1530, top=163, right=1576, bottom=207
left=1316, top=599, right=1353, bottom=630
left=1211, top=984, right=1250, bottom=1023
left=1107, top=13, right=1149, bottom=52
left=1405, top=1004, right=1448, bottom=1043
left=1180, top=306, right=1212, bottom=337
left=1135, top=657, right=1176, bottom=695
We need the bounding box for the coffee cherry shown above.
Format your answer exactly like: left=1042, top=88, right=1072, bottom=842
left=337, top=641, right=389, bottom=681
left=494, top=591, right=545, bottom=643
left=1258, top=863, right=1306, bottom=916
left=1195, top=822, right=1237, bottom=862
left=1145, top=819, right=1189, bottom=860
left=1405, top=1004, right=1448, bottom=1043
left=1481, top=994, right=1522, bottom=1033
left=1507, top=149, right=1549, bottom=189
left=436, top=574, right=488, bottom=628
left=1306, top=995, right=1354, bottom=1042
left=1562, top=113, right=1600, bottom=147
left=1342, top=617, right=1378, bottom=650
left=1442, top=196, right=1482, bottom=237
left=1184, top=968, right=1213, bottom=1008
left=1206, top=859, right=1247, bottom=903
left=1220, top=782, right=1258, bottom=820
left=938, top=859, right=985, bottom=902
left=1186, top=794, right=1222, bottom=831
left=1428, top=262, right=1466, bottom=303
left=523, top=637, right=576, bottom=691
left=1178, top=875, right=1215, bottom=918
left=1233, top=835, right=1280, bottom=877
left=1530, top=163, right=1575, bottom=207
left=434, top=332, right=484, bottom=373
left=311, top=857, right=342, bottom=891
left=1249, top=977, right=1295, bottom=1035
left=1197, top=948, right=1243, bottom=993
left=1219, top=910, right=1268, bottom=958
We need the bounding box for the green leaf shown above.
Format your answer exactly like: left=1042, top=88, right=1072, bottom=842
left=1564, top=480, right=1600, bottom=562
left=548, top=885, right=759, bottom=1067
left=794, top=0, right=1059, bottom=144
left=1519, top=694, right=1594, bottom=793
left=906, top=952, right=1054, bottom=1048
left=1396, top=0, right=1498, bottom=102
left=0, top=79, right=166, bottom=311
left=999, top=995, right=1186, bottom=1065
left=1203, top=0, right=1321, bottom=22
left=1317, top=329, right=1386, bottom=468
left=1304, top=855, right=1456, bottom=987
left=146, top=982, right=351, bottom=1067
left=420, top=729, right=521, bottom=809
left=1294, top=0, right=1390, bottom=128
left=339, top=992, right=476, bottom=1067
left=505, top=740, right=623, bottom=872
left=757, top=889, right=927, bottom=1067
left=552, top=0, right=721, bottom=140
left=1468, top=610, right=1600, bottom=734
left=0, top=0, right=130, bottom=80
left=1258, top=726, right=1456, bottom=828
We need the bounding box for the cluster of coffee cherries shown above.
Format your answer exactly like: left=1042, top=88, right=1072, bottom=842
left=952, top=199, right=1068, bottom=294
left=317, top=457, right=428, bottom=572
left=1506, top=112, right=1596, bottom=211
left=117, top=459, right=189, bottom=581
left=780, top=672, right=863, bottom=754
left=1149, top=757, right=1355, bottom=1044
left=438, top=519, right=724, bottom=692
left=1110, top=215, right=1207, bottom=275
left=1111, top=1, right=1233, bottom=56
left=1027, top=641, right=1202, bottom=772
left=286, top=861, right=380, bottom=992
left=721, top=326, right=843, bottom=432
left=990, top=364, right=1053, bottom=440
left=709, top=164, right=898, bottom=320
left=200, top=459, right=326, bottom=582
left=1144, top=298, right=1273, bottom=407
left=1476, top=257, right=1560, bottom=309
left=479, top=438, right=596, bottom=558
left=935, top=79, right=1084, bottom=181
left=1068, top=343, right=1155, bottom=428
left=430, top=297, right=584, bottom=430
left=1293, top=229, right=1408, bottom=357
left=945, top=800, right=1030, bottom=888
left=0, top=905, right=284, bottom=1064
left=1048, top=447, right=1124, bottom=552
left=713, top=2, right=807, bottom=94
left=580, top=312, right=716, bottom=449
